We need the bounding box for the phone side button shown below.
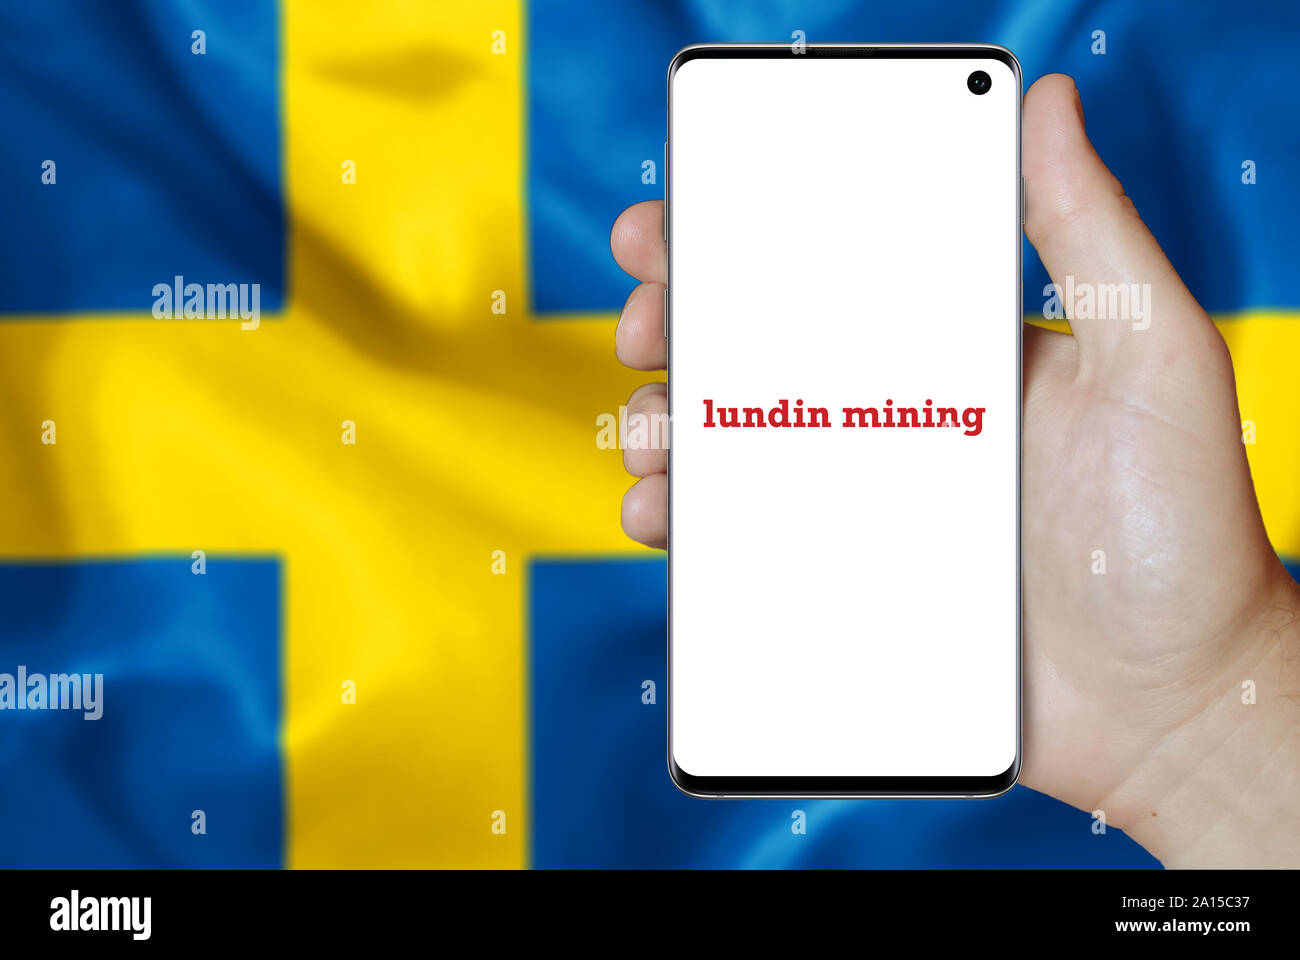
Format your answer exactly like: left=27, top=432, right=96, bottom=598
left=1021, top=175, right=1026, bottom=225
left=663, top=289, right=668, bottom=339
left=663, top=142, right=668, bottom=242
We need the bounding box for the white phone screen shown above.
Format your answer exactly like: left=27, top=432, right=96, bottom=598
left=668, top=49, right=1020, bottom=792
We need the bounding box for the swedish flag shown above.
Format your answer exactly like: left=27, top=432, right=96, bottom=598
left=1, top=0, right=1297, bottom=868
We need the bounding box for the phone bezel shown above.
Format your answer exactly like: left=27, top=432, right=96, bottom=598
left=665, top=43, right=1023, bottom=799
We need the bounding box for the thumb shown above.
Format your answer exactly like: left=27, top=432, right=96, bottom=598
left=1023, top=74, right=1211, bottom=377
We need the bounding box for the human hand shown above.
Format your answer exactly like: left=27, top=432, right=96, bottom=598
left=610, top=73, right=1300, bottom=867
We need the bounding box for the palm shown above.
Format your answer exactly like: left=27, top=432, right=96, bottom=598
left=1019, top=322, right=1281, bottom=817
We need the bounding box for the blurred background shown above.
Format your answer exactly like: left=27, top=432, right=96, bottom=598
left=1, top=0, right=1297, bottom=868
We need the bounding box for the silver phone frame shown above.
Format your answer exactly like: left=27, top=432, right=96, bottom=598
left=665, top=43, right=1024, bottom=799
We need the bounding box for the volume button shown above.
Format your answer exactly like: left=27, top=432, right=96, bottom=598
left=663, top=141, right=668, bottom=242
left=664, top=288, right=668, bottom=339
left=1021, top=175, right=1026, bottom=225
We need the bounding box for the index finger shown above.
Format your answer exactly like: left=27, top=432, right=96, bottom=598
left=611, top=200, right=666, bottom=285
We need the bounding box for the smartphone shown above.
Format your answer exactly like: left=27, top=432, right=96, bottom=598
left=667, top=44, right=1021, bottom=797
